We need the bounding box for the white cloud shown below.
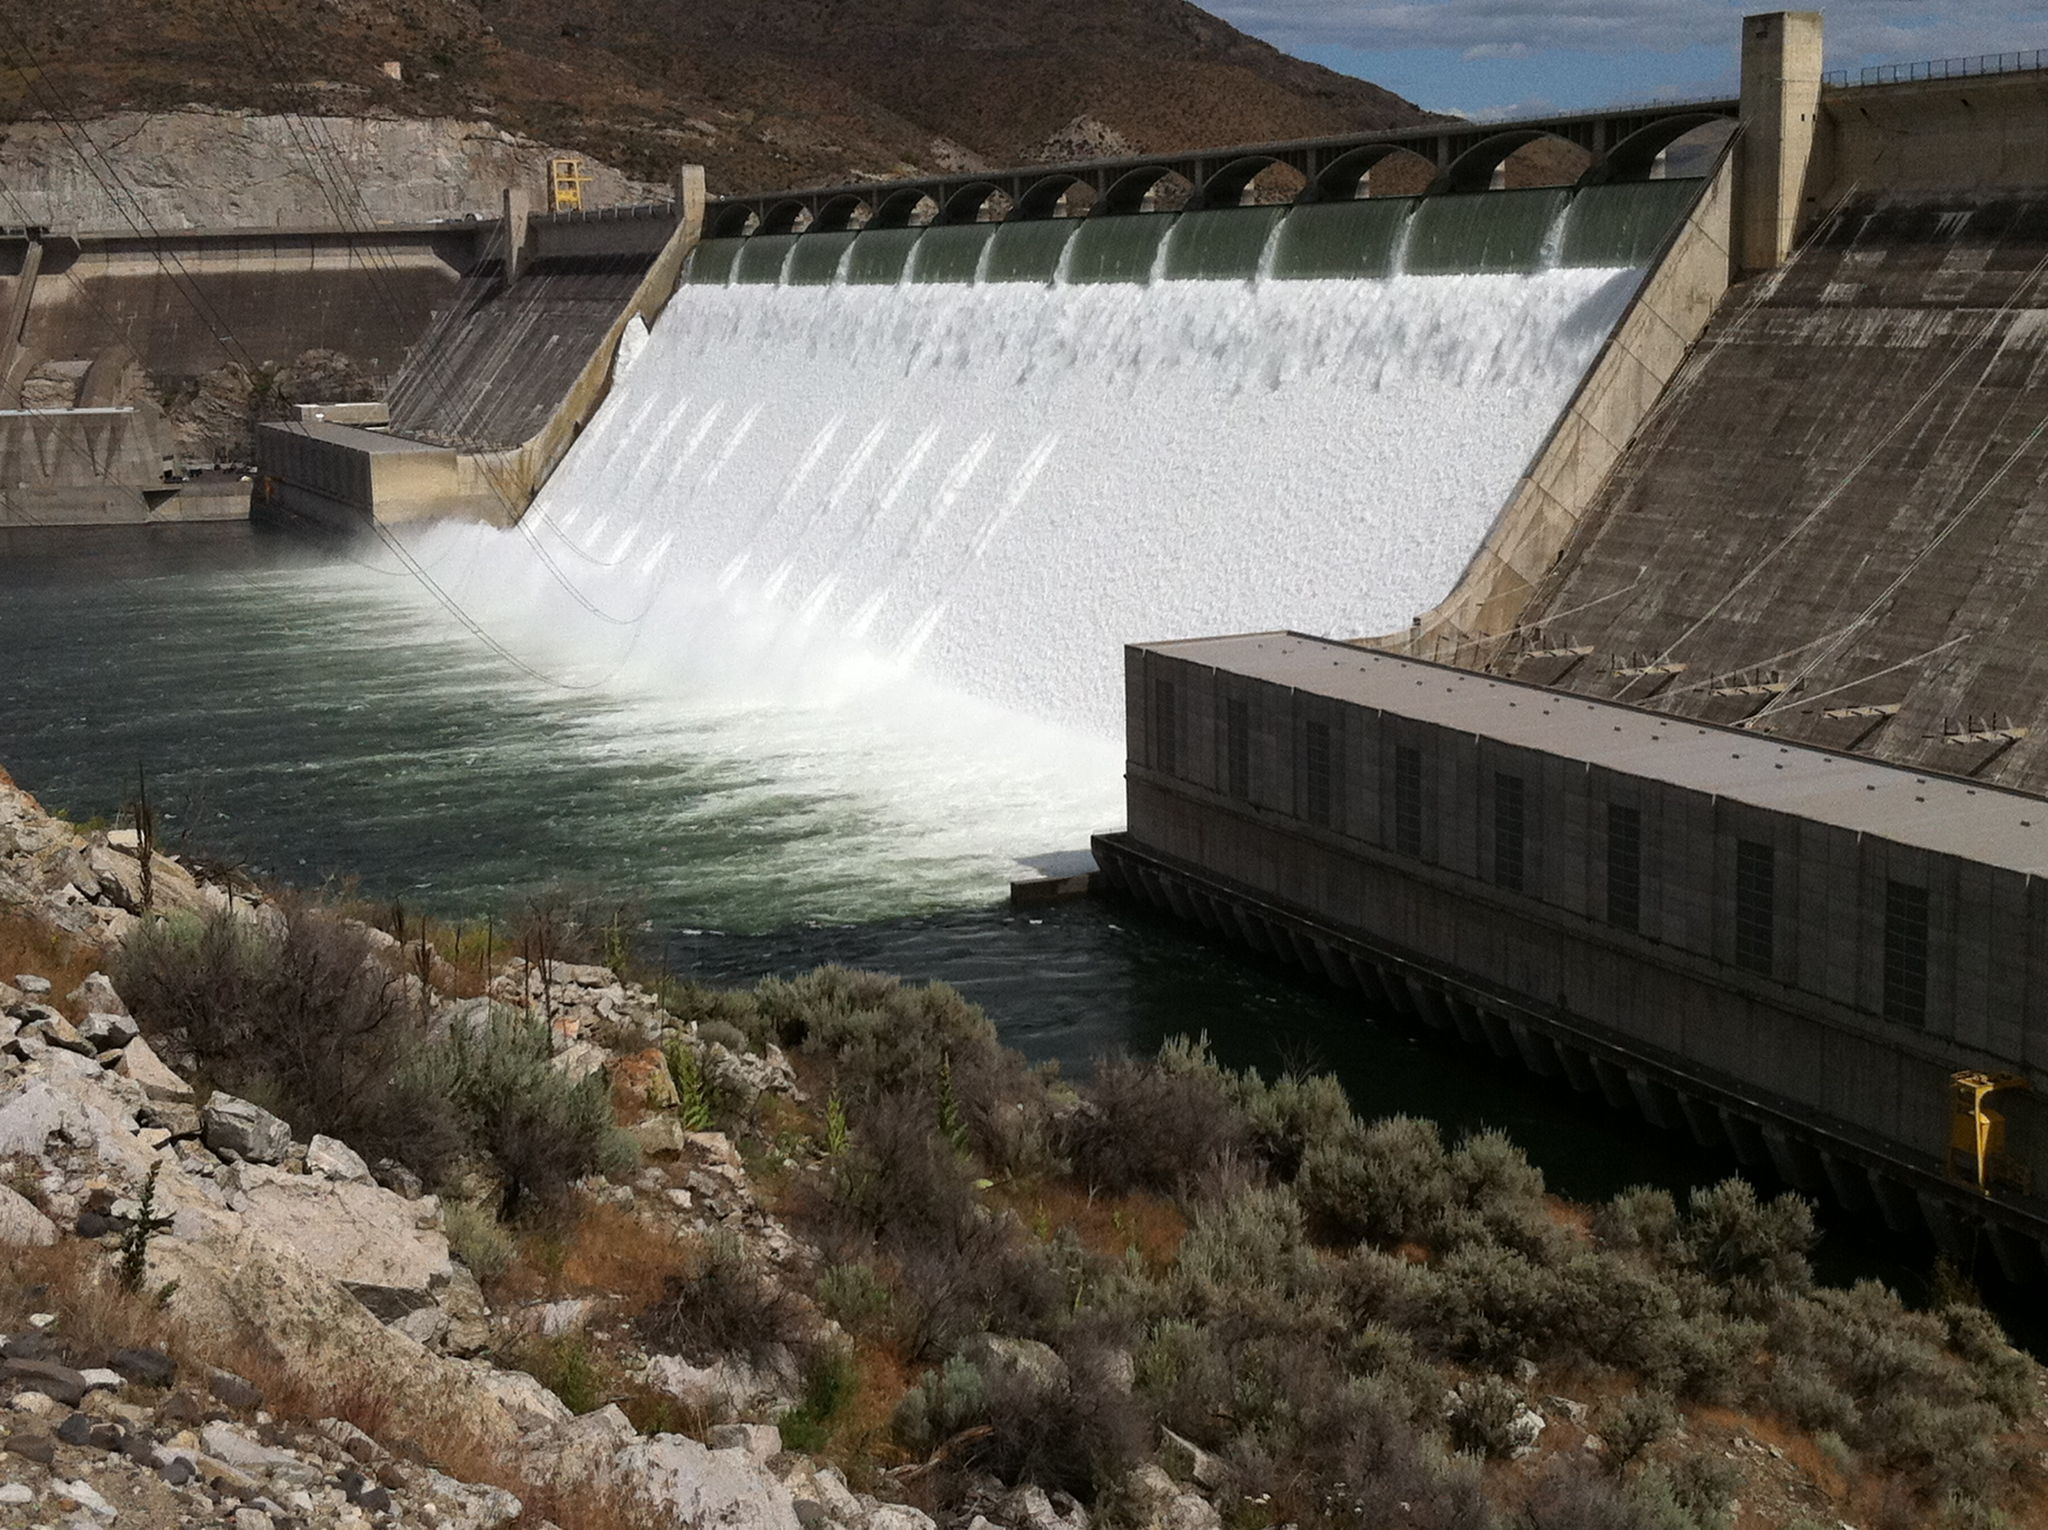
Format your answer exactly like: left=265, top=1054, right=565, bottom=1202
left=1210, top=0, right=2048, bottom=65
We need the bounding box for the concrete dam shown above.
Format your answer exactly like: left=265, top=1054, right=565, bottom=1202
left=23, top=5, right=2048, bottom=1270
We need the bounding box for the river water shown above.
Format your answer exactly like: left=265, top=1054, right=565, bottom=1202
left=0, top=524, right=1984, bottom=1326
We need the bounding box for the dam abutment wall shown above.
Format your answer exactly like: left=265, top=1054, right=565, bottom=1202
left=1394, top=146, right=1737, bottom=657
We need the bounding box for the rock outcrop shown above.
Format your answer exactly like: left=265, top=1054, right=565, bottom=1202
left=0, top=111, right=661, bottom=233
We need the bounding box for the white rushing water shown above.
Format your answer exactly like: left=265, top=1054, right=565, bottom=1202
left=388, top=265, right=1640, bottom=893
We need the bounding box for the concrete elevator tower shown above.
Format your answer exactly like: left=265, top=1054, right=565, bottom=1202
left=1738, top=11, right=1824, bottom=274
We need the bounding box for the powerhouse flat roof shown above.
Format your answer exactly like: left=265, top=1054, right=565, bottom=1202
left=263, top=420, right=446, bottom=455
left=1143, top=631, right=2048, bottom=878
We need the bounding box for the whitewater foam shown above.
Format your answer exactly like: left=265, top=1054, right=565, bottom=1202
left=492, top=268, right=1639, bottom=738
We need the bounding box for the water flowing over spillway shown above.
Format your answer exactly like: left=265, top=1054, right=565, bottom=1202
left=382, top=192, right=1676, bottom=898
left=460, top=264, right=1640, bottom=737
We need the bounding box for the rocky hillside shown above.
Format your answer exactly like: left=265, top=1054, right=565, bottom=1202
left=2, top=761, right=2046, bottom=1530
left=0, top=110, right=661, bottom=232
left=0, top=0, right=1439, bottom=197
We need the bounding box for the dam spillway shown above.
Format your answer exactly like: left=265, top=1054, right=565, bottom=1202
left=505, top=185, right=1696, bottom=737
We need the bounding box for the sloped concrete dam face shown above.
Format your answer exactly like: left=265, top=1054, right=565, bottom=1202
left=496, top=184, right=1697, bottom=740
left=1510, top=193, right=2048, bottom=787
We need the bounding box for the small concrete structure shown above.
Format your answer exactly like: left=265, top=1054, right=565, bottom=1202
left=1098, top=631, right=2048, bottom=1270
left=258, top=419, right=484, bottom=528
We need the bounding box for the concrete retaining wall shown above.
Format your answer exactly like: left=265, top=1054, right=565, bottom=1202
left=1813, top=72, right=2048, bottom=200
left=6, top=227, right=478, bottom=385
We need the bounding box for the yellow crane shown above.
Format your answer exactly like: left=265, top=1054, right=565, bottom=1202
left=549, top=157, right=590, bottom=214
left=1949, top=1071, right=2030, bottom=1195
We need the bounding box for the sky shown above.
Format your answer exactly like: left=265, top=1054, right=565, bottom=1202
left=1207, top=1, right=2048, bottom=118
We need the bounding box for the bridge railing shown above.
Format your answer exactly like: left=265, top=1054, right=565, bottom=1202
left=1823, top=48, right=2048, bottom=88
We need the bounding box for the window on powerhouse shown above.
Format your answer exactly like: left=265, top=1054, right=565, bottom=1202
left=1493, top=773, right=1525, bottom=892
left=1152, top=677, right=1178, bottom=776
left=1393, top=744, right=1423, bottom=857
left=1607, top=803, right=1641, bottom=931
left=1304, top=720, right=1332, bottom=825
left=1225, top=697, right=1249, bottom=800
left=1734, top=839, right=1775, bottom=975
left=1882, top=879, right=1929, bottom=1028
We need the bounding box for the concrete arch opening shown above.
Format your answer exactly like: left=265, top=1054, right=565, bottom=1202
left=937, top=182, right=1012, bottom=225
left=867, top=189, right=940, bottom=230
left=1309, top=145, right=1436, bottom=201
left=757, top=200, right=812, bottom=235
left=1014, top=175, right=1095, bottom=220
left=1434, top=131, right=1588, bottom=193
left=708, top=204, right=759, bottom=238
left=808, top=194, right=872, bottom=233
left=1246, top=162, right=1309, bottom=206
left=1196, top=155, right=1303, bottom=209
left=1583, top=115, right=1738, bottom=184
left=1095, top=166, right=1193, bottom=216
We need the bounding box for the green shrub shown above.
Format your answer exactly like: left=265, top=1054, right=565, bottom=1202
left=116, top=905, right=462, bottom=1179
left=664, top=1035, right=718, bottom=1132
left=816, top=1260, right=892, bottom=1333
left=698, top=1018, right=752, bottom=1055
left=894, top=1354, right=989, bottom=1452
left=895, top=1347, right=1146, bottom=1499
left=443, top=1197, right=515, bottom=1282
left=1594, top=1185, right=1680, bottom=1256
left=1657, top=1306, right=1763, bottom=1404
left=662, top=982, right=772, bottom=1052
left=779, top=1345, right=856, bottom=1453
left=1674, top=1180, right=1814, bottom=1313
left=1233, top=1067, right=1355, bottom=1180
left=1064, top=1050, right=1251, bottom=1198
left=824, top=1090, right=1059, bottom=1358
left=504, top=1332, right=607, bottom=1415
left=1598, top=1392, right=1677, bottom=1471
left=1940, top=1303, right=2035, bottom=1422
left=640, top=1234, right=810, bottom=1370
left=1171, top=1186, right=1320, bottom=1302
left=1415, top=1241, right=1559, bottom=1370
left=1519, top=1461, right=1691, bottom=1530
left=1296, top=1115, right=1452, bottom=1247
left=420, top=1007, right=637, bottom=1211
left=1446, top=1375, right=1530, bottom=1459
left=1438, top=1130, right=1558, bottom=1256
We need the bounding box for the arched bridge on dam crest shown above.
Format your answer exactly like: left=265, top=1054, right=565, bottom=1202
left=706, top=98, right=1742, bottom=236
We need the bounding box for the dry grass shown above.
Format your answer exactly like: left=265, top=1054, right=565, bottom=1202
left=492, top=1200, right=694, bottom=1310
left=993, top=1179, right=1186, bottom=1273
left=0, top=908, right=104, bottom=1017
left=831, top=1338, right=917, bottom=1467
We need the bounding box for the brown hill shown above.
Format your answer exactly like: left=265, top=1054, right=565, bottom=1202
left=0, top=0, right=1443, bottom=195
